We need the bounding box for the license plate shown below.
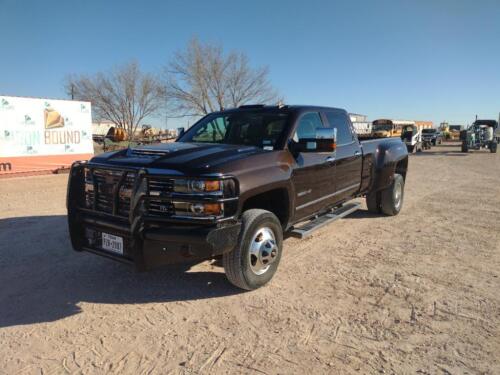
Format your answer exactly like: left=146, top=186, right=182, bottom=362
left=101, top=233, right=123, bottom=255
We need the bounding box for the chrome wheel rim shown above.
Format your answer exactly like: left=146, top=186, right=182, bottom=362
left=394, top=181, right=403, bottom=210
left=248, top=227, right=278, bottom=275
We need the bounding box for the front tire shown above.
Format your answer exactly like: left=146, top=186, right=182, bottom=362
left=366, top=191, right=381, bottom=213
left=223, top=209, right=283, bottom=290
left=490, top=141, right=497, bottom=153
left=380, top=174, right=405, bottom=216
left=461, top=142, right=469, bottom=153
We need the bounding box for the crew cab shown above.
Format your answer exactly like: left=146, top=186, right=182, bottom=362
left=67, top=105, right=409, bottom=290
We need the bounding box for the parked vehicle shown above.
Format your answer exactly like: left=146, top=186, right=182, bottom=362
left=372, top=119, right=412, bottom=138
left=421, top=128, right=442, bottom=146
left=67, top=105, right=409, bottom=290
left=460, top=120, right=498, bottom=153
left=495, top=115, right=500, bottom=143
left=401, top=124, right=423, bottom=153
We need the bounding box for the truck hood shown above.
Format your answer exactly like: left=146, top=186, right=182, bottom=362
left=90, top=142, right=268, bottom=175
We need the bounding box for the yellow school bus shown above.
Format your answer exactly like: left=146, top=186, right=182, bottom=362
left=372, top=119, right=416, bottom=138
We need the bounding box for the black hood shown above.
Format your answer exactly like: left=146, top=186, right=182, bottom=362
left=90, top=142, right=267, bottom=174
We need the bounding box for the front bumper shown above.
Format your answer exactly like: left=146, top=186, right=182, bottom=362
left=67, top=162, right=241, bottom=270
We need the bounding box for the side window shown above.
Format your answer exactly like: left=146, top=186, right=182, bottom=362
left=294, top=112, right=323, bottom=141
left=325, top=111, right=353, bottom=145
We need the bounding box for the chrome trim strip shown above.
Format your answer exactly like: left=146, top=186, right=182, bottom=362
left=295, top=183, right=360, bottom=211
left=297, top=189, right=312, bottom=197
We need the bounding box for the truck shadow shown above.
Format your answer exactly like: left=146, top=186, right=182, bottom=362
left=0, top=215, right=241, bottom=328
left=341, top=209, right=380, bottom=220
left=413, top=150, right=466, bottom=156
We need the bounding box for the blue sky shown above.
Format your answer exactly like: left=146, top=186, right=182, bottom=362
left=1, top=0, right=499, bottom=128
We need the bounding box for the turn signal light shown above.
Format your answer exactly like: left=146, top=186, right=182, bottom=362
left=203, top=203, right=223, bottom=215
left=204, top=180, right=221, bottom=192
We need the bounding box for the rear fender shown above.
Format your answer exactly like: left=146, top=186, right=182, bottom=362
left=368, top=142, right=408, bottom=193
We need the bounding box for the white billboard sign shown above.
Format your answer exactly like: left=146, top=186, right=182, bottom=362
left=0, top=95, right=93, bottom=157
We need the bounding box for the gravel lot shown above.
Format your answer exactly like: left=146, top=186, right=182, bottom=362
left=1, top=143, right=499, bottom=374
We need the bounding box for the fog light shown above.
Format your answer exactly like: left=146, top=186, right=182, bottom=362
left=172, top=201, right=223, bottom=217
left=190, top=203, right=205, bottom=214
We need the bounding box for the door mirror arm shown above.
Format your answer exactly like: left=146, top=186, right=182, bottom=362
left=176, top=127, right=185, bottom=140
left=288, top=139, right=301, bottom=158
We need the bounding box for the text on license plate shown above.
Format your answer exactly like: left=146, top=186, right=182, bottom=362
left=101, top=233, right=123, bottom=255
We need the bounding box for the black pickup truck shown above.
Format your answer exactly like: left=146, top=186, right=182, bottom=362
left=67, top=105, right=408, bottom=289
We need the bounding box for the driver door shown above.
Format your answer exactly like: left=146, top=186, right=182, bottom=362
left=290, top=112, right=337, bottom=221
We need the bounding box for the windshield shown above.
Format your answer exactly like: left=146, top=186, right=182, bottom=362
left=422, top=129, right=437, bottom=134
left=178, top=110, right=290, bottom=149
left=373, top=124, right=392, bottom=131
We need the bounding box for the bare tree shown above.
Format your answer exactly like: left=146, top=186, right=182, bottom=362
left=165, top=38, right=279, bottom=116
left=65, top=62, right=165, bottom=140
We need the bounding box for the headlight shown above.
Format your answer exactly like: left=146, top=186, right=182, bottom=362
left=174, top=179, right=222, bottom=194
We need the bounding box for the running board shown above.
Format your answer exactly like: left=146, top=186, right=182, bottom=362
left=289, top=202, right=360, bottom=239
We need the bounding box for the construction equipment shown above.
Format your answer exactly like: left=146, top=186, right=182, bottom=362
left=460, top=119, right=498, bottom=153
left=106, top=126, right=128, bottom=142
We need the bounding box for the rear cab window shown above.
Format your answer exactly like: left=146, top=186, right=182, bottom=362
left=324, top=110, right=355, bottom=145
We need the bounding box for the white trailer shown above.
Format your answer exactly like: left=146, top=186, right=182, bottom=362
left=352, top=121, right=372, bottom=135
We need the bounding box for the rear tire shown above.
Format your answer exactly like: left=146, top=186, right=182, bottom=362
left=223, top=209, right=283, bottom=290
left=380, top=174, right=405, bottom=216
left=461, top=142, right=468, bottom=153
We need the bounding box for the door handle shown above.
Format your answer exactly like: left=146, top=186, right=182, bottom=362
left=354, top=151, right=361, bottom=156
left=324, top=156, right=335, bottom=163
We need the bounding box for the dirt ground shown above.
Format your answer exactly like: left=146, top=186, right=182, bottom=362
left=1, top=143, right=499, bottom=374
